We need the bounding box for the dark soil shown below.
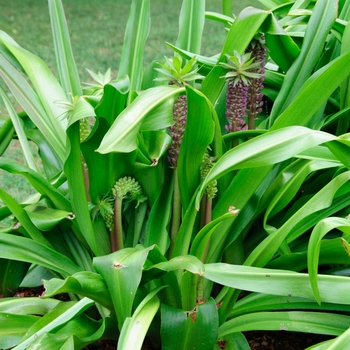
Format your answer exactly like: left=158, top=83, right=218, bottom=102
left=1, top=288, right=333, bottom=350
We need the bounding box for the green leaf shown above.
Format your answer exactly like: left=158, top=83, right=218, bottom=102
left=93, top=246, right=153, bottom=330
left=0, top=87, right=40, bottom=173
left=97, top=85, right=184, bottom=154
left=0, top=259, right=29, bottom=297
left=0, top=188, right=51, bottom=247
left=178, top=86, right=215, bottom=211
left=246, top=170, right=350, bottom=268
left=145, top=255, right=205, bottom=276
left=176, top=0, right=205, bottom=54
left=308, top=217, right=350, bottom=304
left=0, top=313, right=39, bottom=349
left=13, top=298, right=94, bottom=350
left=0, top=297, right=60, bottom=315
left=269, top=0, right=338, bottom=126
left=0, top=31, right=68, bottom=143
left=48, top=0, right=81, bottom=96
left=204, top=263, right=350, bottom=305
left=196, top=127, right=335, bottom=209
left=118, top=0, right=150, bottom=105
left=0, top=55, right=65, bottom=161
left=117, top=287, right=163, bottom=350
left=161, top=298, right=218, bottom=350
left=24, top=205, right=74, bottom=231
left=0, top=234, right=82, bottom=277
left=218, top=311, right=349, bottom=338
left=0, top=117, right=14, bottom=156
left=271, top=49, right=350, bottom=129
left=231, top=292, right=350, bottom=318
left=64, top=121, right=99, bottom=256
left=0, top=158, right=70, bottom=211
left=43, top=271, right=114, bottom=311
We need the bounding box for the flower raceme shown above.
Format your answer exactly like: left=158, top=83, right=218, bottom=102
left=220, top=36, right=266, bottom=133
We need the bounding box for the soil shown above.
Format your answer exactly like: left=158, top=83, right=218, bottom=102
left=1, top=288, right=333, bottom=350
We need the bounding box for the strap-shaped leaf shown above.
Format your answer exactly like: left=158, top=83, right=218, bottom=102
left=97, top=85, right=184, bottom=154
left=118, top=0, right=150, bottom=105
left=196, top=127, right=336, bottom=209
left=48, top=0, right=81, bottom=96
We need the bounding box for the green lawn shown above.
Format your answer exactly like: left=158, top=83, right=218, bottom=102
left=0, top=0, right=262, bottom=80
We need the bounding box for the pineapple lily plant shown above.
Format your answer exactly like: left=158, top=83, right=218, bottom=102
left=1, top=0, right=350, bottom=349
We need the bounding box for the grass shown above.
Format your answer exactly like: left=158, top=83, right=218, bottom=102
left=0, top=0, right=262, bottom=203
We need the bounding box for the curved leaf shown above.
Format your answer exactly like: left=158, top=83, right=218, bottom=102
left=219, top=311, right=349, bottom=338
left=204, top=263, right=350, bottom=305
left=117, top=287, right=163, bottom=350
left=308, top=217, right=350, bottom=304
left=97, top=85, right=184, bottom=154
left=196, top=127, right=335, bottom=209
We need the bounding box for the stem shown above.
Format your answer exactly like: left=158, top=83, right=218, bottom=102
left=169, top=168, right=181, bottom=258
left=112, top=194, right=124, bottom=252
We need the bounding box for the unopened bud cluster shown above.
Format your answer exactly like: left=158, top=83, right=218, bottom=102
left=201, top=151, right=217, bottom=199
left=112, top=176, right=146, bottom=207
left=79, top=118, right=90, bottom=142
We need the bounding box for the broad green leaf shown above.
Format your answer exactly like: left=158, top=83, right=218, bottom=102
left=177, top=86, right=215, bottom=211
left=0, top=158, right=70, bottom=210
left=24, top=205, right=74, bottom=231
left=117, top=287, right=163, bottom=350
left=0, top=55, right=65, bottom=161
left=145, top=255, right=205, bottom=276
left=0, top=188, right=51, bottom=247
left=196, top=127, right=335, bottom=209
left=43, top=271, right=114, bottom=311
left=64, top=121, right=99, bottom=256
left=245, top=171, right=350, bottom=268
left=231, top=292, right=350, bottom=318
left=0, top=234, right=82, bottom=277
left=93, top=246, right=153, bottom=330
left=308, top=217, right=350, bottom=304
left=161, top=298, right=218, bottom=350
left=0, top=259, right=29, bottom=297
left=190, top=211, right=238, bottom=262
left=0, top=87, right=40, bottom=172
left=0, top=117, right=14, bottom=156
left=13, top=298, right=94, bottom=350
left=97, top=85, right=184, bottom=154
left=0, top=297, right=60, bottom=315
left=204, top=263, right=350, bottom=304
left=0, top=31, right=67, bottom=140
left=176, top=0, right=205, bottom=54
left=0, top=313, right=39, bottom=349
left=267, top=238, right=350, bottom=272
left=118, top=0, right=150, bottom=105
left=263, top=159, right=339, bottom=227
left=271, top=49, right=350, bottom=129
left=326, top=327, right=350, bottom=350
left=48, top=0, right=81, bottom=96
left=218, top=311, right=349, bottom=338
left=270, top=0, right=338, bottom=126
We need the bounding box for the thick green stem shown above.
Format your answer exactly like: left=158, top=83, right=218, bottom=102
left=112, top=194, right=124, bottom=252
left=169, top=168, right=181, bottom=258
